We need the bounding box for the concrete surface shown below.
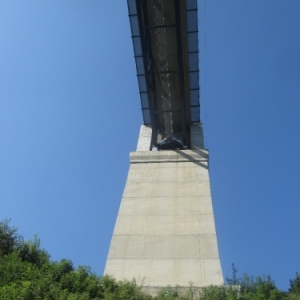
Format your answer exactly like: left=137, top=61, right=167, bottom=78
left=104, top=125, right=223, bottom=289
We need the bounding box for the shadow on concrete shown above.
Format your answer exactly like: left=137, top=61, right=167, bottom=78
left=174, top=149, right=209, bottom=170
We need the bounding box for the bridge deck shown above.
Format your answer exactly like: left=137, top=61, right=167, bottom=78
left=128, top=0, right=200, bottom=149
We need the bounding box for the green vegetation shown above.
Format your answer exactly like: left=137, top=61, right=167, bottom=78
left=1, top=219, right=300, bottom=299
left=0, top=219, right=151, bottom=300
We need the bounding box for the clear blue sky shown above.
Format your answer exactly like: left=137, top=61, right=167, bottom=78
left=1, top=0, right=300, bottom=291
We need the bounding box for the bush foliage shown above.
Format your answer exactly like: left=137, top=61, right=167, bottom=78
left=0, top=219, right=299, bottom=299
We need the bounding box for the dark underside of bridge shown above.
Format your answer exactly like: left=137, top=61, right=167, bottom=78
left=128, top=0, right=200, bottom=150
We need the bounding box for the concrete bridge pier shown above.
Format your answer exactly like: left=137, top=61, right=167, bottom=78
left=104, top=124, right=223, bottom=291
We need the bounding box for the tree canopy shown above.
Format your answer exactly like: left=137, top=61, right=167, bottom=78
left=0, top=219, right=299, bottom=300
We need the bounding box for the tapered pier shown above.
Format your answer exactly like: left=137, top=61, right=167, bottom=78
left=104, top=125, right=223, bottom=289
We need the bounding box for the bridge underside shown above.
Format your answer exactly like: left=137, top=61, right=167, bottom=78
left=128, top=0, right=200, bottom=150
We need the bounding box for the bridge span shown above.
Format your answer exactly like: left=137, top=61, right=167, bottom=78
left=129, top=0, right=200, bottom=150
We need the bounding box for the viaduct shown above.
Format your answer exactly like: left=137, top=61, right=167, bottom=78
left=105, top=0, right=223, bottom=291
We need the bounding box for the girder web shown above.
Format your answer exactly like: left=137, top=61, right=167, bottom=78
left=153, top=0, right=173, bottom=142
